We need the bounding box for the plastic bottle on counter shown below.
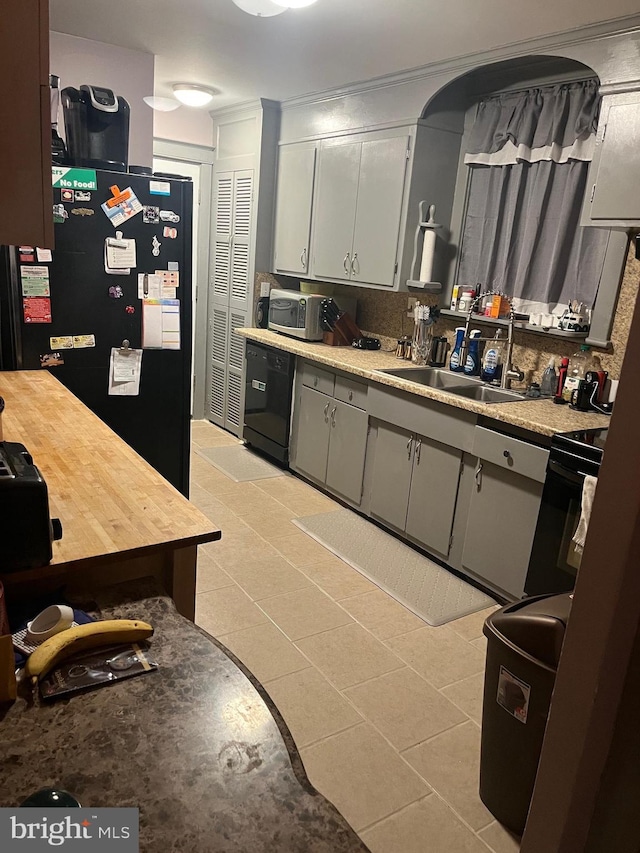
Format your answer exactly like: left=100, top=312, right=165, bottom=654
left=449, top=327, right=466, bottom=372
left=540, top=357, right=557, bottom=397
left=464, top=330, right=482, bottom=376
left=562, top=345, right=593, bottom=403
left=480, top=331, right=504, bottom=384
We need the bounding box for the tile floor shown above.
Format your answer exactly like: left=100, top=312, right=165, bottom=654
left=190, top=419, right=521, bottom=853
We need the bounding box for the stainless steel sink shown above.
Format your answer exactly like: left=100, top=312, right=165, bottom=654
left=443, top=384, right=530, bottom=404
left=376, top=367, right=481, bottom=390
left=375, top=366, right=538, bottom=404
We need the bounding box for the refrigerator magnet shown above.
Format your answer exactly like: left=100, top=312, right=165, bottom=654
left=61, top=189, right=74, bottom=202
left=74, top=190, right=91, bottom=202
left=71, top=207, right=94, bottom=216
left=36, top=248, right=53, bottom=263
left=159, top=210, right=180, bottom=223
left=101, top=185, right=143, bottom=228
left=73, top=335, right=96, bottom=349
left=50, top=336, right=73, bottom=349
left=20, top=266, right=50, bottom=297
left=143, top=206, right=160, bottom=224
left=19, top=246, right=35, bottom=262
left=108, top=285, right=124, bottom=299
left=126, top=305, right=135, bottom=315
left=163, top=226, right=177, bottom=239
left=23, top=297, right=52, bottom=324
left=40, top=352, right=64, bottom=368
left=53, top=204, right=68, bottom=224
left=152, top=235, right=161, bottom=257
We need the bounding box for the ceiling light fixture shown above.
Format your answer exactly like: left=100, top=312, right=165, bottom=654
left=271, top=0, right=318, bottom=6
left=172, top=84, right=218, bottom=108
left=143, top=96, right=181, bottom=112
left=231, top=0, right=287, bottom=16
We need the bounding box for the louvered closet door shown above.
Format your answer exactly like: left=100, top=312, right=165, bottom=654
left=207, top=305, right=229, bottom=428
left=229, top=170, right=253, bottom=313
left=225, top=310, right=247, bottom=434
left=212, top=171, right=233, bottom=305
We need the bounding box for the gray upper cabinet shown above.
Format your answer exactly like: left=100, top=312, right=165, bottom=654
left=311, top=131, right=410, bottom=288
left=351, top=136, right=409, bottom=286
left=581, top=90, right=640, bottom=228
left=273, top=142, right=317, bottom=275
left=312, top=140, right=361, bottom=280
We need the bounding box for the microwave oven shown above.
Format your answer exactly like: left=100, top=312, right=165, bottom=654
left=268, top=289, right=357, bottom=341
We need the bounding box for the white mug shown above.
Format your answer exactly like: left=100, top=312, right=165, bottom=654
left=26, top=605, right=74, bottom=643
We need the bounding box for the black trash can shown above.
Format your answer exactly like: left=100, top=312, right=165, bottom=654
left=479, top=593, right=572, bottom=836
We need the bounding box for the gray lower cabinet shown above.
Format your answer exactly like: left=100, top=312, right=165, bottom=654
left=460, top=427, right=550, bottom=598
left=294, top=385, right=331, bottom=485
left=370, top=422, right=462, bottom=559
left=294, top=384, right=368, bottom=506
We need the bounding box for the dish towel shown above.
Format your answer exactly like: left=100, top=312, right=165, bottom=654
left=572, top=474, right=598, bottom=554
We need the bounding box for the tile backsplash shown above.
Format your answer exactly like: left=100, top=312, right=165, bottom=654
left=256, top=242, right=638, bottom=383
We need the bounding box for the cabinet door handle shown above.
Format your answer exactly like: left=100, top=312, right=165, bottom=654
left=415, top=437, right=422, bottom=465
left=351, top=252, right=359, bottom=275
left=475, top=461, right=483, bottom=489
left=323, top=402, right=330, bottom=422
left=301, top=247, right=307, bottom=269
left=407, top=436, right=413, bottom=460
left=314, top=376, right=318, bottom=387
left=348, top=390, right=353, bottom=401
left=343, top=253, right=351, bottom=275
left=330, top=406, right=337, bottom=427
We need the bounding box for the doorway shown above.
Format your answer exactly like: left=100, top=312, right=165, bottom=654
left=152, top=140, right=214, bottom=419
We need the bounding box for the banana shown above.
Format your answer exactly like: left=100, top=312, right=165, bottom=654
left=25, top=619, right=154, bottom=683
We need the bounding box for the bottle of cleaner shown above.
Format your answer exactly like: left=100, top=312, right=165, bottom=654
left=562, top=345, right=592, bottom=403
left=480, top=331, right=503, bottom=384
left=464, top=329, right=482, bottom=376
left=540, top=357, right=557, bottom=397
left=449, top=327, right=466, bottom=372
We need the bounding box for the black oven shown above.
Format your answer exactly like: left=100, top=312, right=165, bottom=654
left=524, top=428, right=607, bottom=596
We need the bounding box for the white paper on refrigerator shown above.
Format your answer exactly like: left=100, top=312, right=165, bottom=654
left=108, top=347, right=142, bottom=396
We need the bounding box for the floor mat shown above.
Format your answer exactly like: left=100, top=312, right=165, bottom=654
left=294, top=509, right=495, bottom=627
left=197, top=445, right=285, bottom=482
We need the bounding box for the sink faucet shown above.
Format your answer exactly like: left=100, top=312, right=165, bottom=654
left=463, top=290, right=525, bottom=390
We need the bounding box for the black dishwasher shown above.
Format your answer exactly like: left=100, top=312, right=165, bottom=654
left=243, top=342, right=294, bottom=464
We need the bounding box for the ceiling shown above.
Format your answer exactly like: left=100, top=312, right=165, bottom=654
left=50, top=0, right=640, bottom=110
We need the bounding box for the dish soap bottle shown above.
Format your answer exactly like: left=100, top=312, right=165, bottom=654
left=562, top=345, right=592, bottom=403
left=464, top=330, right=482, bottom=376
left=540, top=357, right=557, bottom=397
left=480, top=331, right=503, bottom=384
left=449, top=327, right=466, bottom=372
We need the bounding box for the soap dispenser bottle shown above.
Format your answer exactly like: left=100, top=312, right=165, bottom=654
left=480, top=330, right=503, bottom=384
left=464, top=330, right=482, bottom=376
left=449, top=327, right=466, bottom=372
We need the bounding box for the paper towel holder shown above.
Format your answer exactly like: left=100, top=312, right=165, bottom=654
left=406, top=201, right=443, bottom=292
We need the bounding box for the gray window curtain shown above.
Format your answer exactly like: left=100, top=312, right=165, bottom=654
left=458, top=80, right=610, bottom=315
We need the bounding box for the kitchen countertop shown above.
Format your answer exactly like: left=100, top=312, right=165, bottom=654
left=0, top=371, right=220, bottom=617
left=0, top=579, right=369, bottom=853
left=237, top=329, right=611, bottom=437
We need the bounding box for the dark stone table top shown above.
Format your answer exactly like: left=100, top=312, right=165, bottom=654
left=0, top=579, right=369, bottom=852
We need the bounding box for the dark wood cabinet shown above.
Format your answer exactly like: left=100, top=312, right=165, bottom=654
left=0, top=0, right=53, bottom=248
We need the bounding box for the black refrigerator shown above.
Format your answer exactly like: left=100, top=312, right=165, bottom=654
left=0, top=168, right=193, bottom=496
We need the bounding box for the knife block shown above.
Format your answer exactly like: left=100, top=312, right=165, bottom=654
left=323, top=313, right=361, bottom=346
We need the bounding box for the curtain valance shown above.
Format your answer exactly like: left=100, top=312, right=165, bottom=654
left=464, top=79, right=601, bottom=166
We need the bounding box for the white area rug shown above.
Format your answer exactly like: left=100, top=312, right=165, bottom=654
left=294, top=509, right=496, bottom=626
left=197, top=445, right=285, bottom=482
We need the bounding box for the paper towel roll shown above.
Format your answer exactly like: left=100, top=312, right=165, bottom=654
left=419, top=229, right=436, bottom=283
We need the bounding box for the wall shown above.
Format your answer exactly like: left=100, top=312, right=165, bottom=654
left=153, top=107, right=213, bottom=147
left=49, top=32, right=154, bottom=167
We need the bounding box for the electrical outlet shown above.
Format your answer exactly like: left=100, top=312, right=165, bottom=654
left=407, top=296, right=418, bottom=318
left=259, top=280, right=271, bottom=297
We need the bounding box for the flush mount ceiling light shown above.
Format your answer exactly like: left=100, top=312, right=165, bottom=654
left=231, top=0, right=287, bottom=16
left=172, top=84, right=219, bottom=107
left=143, top=96, right=181, bottom=112
left=271, top=0, right=318, bottom=6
